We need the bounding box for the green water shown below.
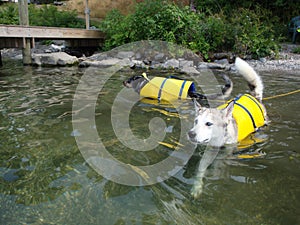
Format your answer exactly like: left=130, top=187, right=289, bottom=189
left=0, top=59, right=299, bottom=225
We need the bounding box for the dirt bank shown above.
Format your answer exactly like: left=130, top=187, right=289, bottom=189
left=62, top=0, right=189, bottom=18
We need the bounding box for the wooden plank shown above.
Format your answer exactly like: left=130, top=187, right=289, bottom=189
left=0, top=25, right=105, bottom=39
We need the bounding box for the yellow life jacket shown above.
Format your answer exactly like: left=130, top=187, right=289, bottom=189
left=218, top=94, right=266, bottom=142
left=140, top=77, right=193, bottom=101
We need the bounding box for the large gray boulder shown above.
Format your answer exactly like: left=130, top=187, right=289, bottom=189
left=32, top=52, right=78, bottom=66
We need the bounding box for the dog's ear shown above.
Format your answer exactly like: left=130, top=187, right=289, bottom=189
left=193, top=99, right=202, bottom=115
left=222, top=100, right=234, bottom=120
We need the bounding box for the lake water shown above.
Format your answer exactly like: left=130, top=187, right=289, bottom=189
left=0, top=59, right=299, bottom=225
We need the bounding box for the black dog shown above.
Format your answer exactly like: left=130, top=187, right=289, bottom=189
left=123, top=73, right=232, bottom=102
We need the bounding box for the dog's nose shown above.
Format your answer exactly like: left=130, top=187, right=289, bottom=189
left=123, top=81, right=129, bottom=87
left=188, top=130, right=196, bottom=139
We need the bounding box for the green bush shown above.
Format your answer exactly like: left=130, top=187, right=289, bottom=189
left=99, top=9, right=131, bottom=50
left=230, top=7, right=279, bottom=59
left=130, top=1, right=187, bottom=42
left=292, top=47, right=300, bottom=54
left=99, top=0, right=280, bottom=59
left=0, top=3, right=84, bottom=28
left=100, top=0, right=218, bottom=58
left=100, top=1, right=196, bottom=50
left=0, top=4, right=19, bottom=25
left=29, top=5, right=85, bottom=28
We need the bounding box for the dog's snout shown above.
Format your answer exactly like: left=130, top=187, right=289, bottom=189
left=188, top=130, right=196, bottom=139
left=123, top=80, right=131, bottom=88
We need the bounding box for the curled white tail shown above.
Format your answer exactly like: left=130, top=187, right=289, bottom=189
left=235, top=57, right=264, bottom=101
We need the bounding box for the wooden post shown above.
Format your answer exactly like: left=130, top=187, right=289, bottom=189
left=85, top=0, right=90, bottom=30
left=18, top=0, right=32, bottom=65
left=0, top=50, right=2, bottom=67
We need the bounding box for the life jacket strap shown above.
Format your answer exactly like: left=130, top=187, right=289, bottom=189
left=232, top=94, right=265, bottom=130
left=244, top=94, right=265, bottom=121
left=178, top=80, right=187, bottom=100
left=235, top=102, right=257, bottom=129
left=157, top=78, right=169, bottom=101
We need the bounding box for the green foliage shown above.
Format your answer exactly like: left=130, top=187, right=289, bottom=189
left=198, top=14, right=231, bottom=52
left=0, top=3, right=84, bottom=28
left=100, top=0, right=224, bottom=58
left=292, top=47, right=300, bottom=54
left=230, top=7, right=279, bottom=58
left=99, top=0, right=280, bottom=59
left=29, top=5, right=85, bottom=28
left=0, top=4, right=19, bottom=25
left=194, top=0, right=299, bottom=24
left=100, top=0, right=198, bottom=50
left=99, top=9, right=131, bottom=50
left=41, top=40, right=54, bottom=45
left=130, top=1, right=187, bottom=42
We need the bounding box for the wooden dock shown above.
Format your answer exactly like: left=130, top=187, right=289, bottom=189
left=0, top=25, right=105, bottom=48
left=0, top=0, right=103, bottom=65
left=0, top=25, right=105, bottom=65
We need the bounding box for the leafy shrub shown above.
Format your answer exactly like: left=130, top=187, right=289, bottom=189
left=100, top=0, right=282, bottom=59
left=100, top=0, right=194, bottom=50
left=99, top=9, right=131, bottom=50
left=229, top=7, right=279, bottom=59
left=0, top=4, right=19, bottom=25
left=292, top=47, right=300, bottom=54
left=0, top=3, right=84, bottom=28
left=198, top=13, right=232, bottom=53
left=100, top=0, right=219, bottom=58
left=29, top=5, right=85, bottom=28
left=130, top=1, right=187, bottom=42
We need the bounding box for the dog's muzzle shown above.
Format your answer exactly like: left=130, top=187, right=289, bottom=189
left=123, top=81, right=131, bottom=88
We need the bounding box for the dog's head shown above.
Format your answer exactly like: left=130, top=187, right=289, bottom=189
left=123, top=75, right=144, bottom=88
left=188, top=100, right=236, bottom=147
left=123, top=74, right=150, bottom=94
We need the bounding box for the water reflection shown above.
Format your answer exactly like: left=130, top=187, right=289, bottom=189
left=0, top=59, right=299, bottom=224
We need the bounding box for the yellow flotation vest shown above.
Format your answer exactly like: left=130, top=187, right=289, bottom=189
left=218, top=94, right=266, bottom=142
left=140, top=77, right=193, bottom=101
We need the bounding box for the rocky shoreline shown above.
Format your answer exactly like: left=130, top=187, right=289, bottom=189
left=1, top=42, right=300, bottom=73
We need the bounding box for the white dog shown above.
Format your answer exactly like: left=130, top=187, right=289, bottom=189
left=188, top=57, right=268, bottom=198
left=188, top=57, right=267, bottom=147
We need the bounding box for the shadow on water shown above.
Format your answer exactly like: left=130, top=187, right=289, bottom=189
left=0, top=59, right=300, bottom=224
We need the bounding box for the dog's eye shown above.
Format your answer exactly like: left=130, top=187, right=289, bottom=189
left=205, top=122, right=213, bottom=126
left=194, top=119, right=198, bottom=125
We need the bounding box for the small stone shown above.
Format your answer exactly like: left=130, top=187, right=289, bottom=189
left=163, top=59, right=179, bottom=69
